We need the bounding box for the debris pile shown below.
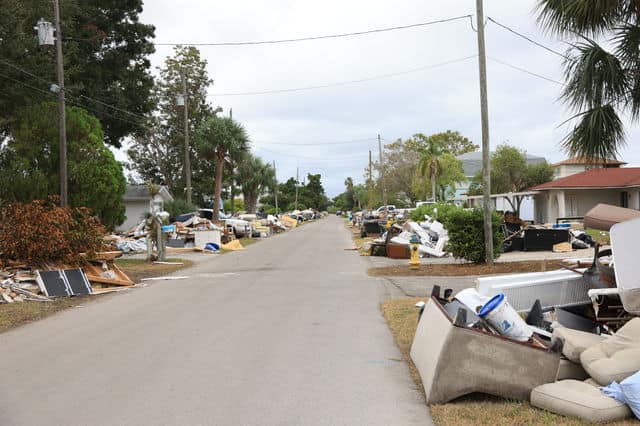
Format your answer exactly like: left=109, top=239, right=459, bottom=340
left=410, top=215, right=640, bottom=423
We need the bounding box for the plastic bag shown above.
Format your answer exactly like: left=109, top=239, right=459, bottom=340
left=601, top=370, right=640, bottom=419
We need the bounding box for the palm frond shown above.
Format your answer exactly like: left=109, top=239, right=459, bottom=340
left=562, top=40, right=628, bottom=110
left=562, top=104, right=625, bottom=159
left=536, top=0, right=626, bottom=37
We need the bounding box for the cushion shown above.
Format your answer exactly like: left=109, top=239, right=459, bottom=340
left=581, top=318, right=640, bottom=386
left=552, top=327, right=606, bottom=363
left=531, top=379, right=632, bottom=423
left=556, top=358, right=589, bottom=381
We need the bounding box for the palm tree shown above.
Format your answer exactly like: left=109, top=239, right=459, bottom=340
left=417, top=140, right=443, bottom=202
left=236, top=154, right=276, bottom=213
left=344, top=177, right=355, bottom=209
left=196, top=116, right=249, bottom=221
left=536, top=1, right=637, bottom=160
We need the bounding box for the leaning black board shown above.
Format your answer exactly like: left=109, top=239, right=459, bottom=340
left=64, top=269, right=92, bottom=295
left=36, top=270, right=70, bottom=297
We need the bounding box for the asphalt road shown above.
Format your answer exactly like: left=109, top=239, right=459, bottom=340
left=0, top=216, right=429, bottom=426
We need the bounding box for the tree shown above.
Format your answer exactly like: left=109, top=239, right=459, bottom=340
left=128, top=46, right=216, bottom=202
left=469, top=144, right=554, bottom=217
left=536, top=0, right=638, bottom=160
left=417, top=130, right=478, bottom=156
left=0, top=0, right=155, bottom=146
left=236, top=154, right=276, bottom=213
left=0, top=102, right=126, bottom=229
left=417, top=139, right=443, bottom=202
left=434, top=153, right=467, bottom=200
left=196, top=116, right=249, bottom=221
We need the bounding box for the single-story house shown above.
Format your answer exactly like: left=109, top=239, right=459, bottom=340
left=119, top=184, right=174, bottom=231
left=552, top=157, right=626, bottom=180
left=530, top=167, right=640, bottom=224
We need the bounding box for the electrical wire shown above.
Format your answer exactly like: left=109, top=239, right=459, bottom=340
left=211, top=55, right=477, bottom=96
left=255, top=137, right=376, bottom=146
left=487, top=56, right=564, bottom=85
left=486, top=17, right=569, bottom=60
left=155, top=15, right=473, bottom=46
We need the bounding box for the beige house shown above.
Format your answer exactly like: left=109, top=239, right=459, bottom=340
left=553, top=157, right=626, bottom=180
left=119, top=185, right=174, bottom=231
left=531, top=168, right=640, bottom=224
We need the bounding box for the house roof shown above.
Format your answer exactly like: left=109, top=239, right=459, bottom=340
left=531, top=167, right=640, bottom=190
left=552, top=157, right=626, bottom=167
left=457, top=151, right=546, bottom=177
left=124, top=184, right=174, bottom=202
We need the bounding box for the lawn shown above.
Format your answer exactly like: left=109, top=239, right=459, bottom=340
left=380, top=297, right=638, bottom=426
left=0, top=258, right=192, bottom=334
left=369, top=260, right=566, bottom=277
left=586, top=229, right=610, bottom=245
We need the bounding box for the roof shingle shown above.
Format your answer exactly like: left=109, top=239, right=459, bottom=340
left=531, top=167, right=640, bottom=190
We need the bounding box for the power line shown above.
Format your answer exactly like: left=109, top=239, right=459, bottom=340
left=256, top=137, right=376, bottom=146
left=487, top=56, right=564, bottom=85
left=155, top=15, right=473, bottom=46
left=486, top=16, right=569, bottom=60
left=255, top=146, right=365, bottom=161
left=211, top=55, right=477, bottom=96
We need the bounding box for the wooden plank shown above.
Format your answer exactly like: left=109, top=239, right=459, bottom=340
left=83, top=264, right=134, bottom=286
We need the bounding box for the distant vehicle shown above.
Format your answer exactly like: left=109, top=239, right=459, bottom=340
left=415, top=200, right=435, bottom=208
left=336, top=210, right=343, bottom=216
left=375, top=205, right=396, bottom=214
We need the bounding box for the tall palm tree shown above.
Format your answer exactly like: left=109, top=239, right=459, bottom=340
left=196, top=116, right=249, bottom=221
left=537, top=0, right=637, bottom=160
left=236, top=154, right=276, bottom=213
left=417, top=140, right=443, bottom=202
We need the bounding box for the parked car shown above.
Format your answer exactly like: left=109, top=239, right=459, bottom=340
left=336, top=210, right=343, bottom=216
left=375, top=205, right=396, bottom=214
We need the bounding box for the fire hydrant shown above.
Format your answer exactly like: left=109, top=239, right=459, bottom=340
left=409, top=234, right=421, bottom=270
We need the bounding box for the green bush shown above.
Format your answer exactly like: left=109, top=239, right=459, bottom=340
left=327, top=206, right=338, bottom=214
left=410, top=202, right=461, bottom=226
left=223, top=198, right=245, bottom=212
left=164, top=198, right=197, bottom=220
left=445, top=208, right=503, bottom=263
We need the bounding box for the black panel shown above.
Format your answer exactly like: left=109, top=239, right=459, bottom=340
left=64, top=269, right=92, bottom=295
left=38, top=271, right=70, bottom=297
left=523, top=229, right=570, bottom=251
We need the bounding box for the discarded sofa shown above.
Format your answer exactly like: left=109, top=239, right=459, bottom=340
left=410, top=296, right=560, bottom=404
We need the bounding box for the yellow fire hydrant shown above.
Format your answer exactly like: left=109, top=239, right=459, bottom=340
left=409, top=234, right=421, bottom=270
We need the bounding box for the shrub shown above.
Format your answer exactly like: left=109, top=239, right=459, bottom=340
left=410, top=202, right=461, bottom=226
left=0, top=197, right=107, bottom=266
left=164, top=198, right=198, bottom=221
left=223, top=198, right=244, bottom=212
left=445, top=208, right=503, bottom=263
left=327, top=206, right=338, bottom=214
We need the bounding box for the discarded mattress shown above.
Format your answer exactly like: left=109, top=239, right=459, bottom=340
left=531, top=379, right=632, bottom=423
left=584, top=203, right=640, bottom=231
left=410, top=297, right=560, bottom=404
left=611, top=217, right=640, bottom=314
left=476, top=269, right=596, bottom=312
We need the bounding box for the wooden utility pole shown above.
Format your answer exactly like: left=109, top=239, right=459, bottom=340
left=228, top=108, right=235, bottom=214
left=368, top=150, right=374, bottom=210
left=273, top=160, right=278, bottom=215
left=476, top=0, right=494, bottom=264
left=378, top=134, right=387, bottom=213
left=53, top=0, right=67, bottom=206
left=181, top=71, right=192, bottom=204
left=294, top=166, right=299, bottom=210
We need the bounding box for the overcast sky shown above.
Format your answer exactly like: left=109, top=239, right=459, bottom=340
left=117, top=0, right=640, bottom=197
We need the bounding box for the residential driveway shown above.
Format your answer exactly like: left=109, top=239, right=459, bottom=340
left=0, top=216, right=430, bottom=426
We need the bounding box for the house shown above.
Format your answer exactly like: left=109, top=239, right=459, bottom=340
left=530, top=167, right=640, bottom=224
left=455, top=151, right=546, bottom=220
left=119, top=184, right=174, bottom=231
left=552, top=157, right=626, bottom=180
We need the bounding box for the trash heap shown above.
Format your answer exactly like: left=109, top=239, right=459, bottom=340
left=362, top=215, right=449, bottom=258
left=0, top=253, right=135, bottom=304
left=410, top=214, right=640, bottom=423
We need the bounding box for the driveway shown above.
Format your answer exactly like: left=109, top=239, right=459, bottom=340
left=0, top=216, right=430, bottom=426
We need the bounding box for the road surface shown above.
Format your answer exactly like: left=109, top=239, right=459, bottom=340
left=0, top=216, right=429, bottom=425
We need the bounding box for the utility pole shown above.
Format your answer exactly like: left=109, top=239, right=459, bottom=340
left=228, top=108, right=235, bottom=214
left=476, top=0, right=494, bottom=264
left=273, top=160, right=279, bottom=215
left=181, top=71, right=192, bottom=204
left=378, top=134, right=387, bottom=213
left=53, top=0, right=67, bottom=207
left=294, top=166, right=299, bottom=210
left=368, top=150, right=374, bottom=210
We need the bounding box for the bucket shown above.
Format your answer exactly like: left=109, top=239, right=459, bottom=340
left=478, top=293, right=533, bottom=342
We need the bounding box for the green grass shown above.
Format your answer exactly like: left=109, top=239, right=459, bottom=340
left=585, top=229, right=610, bottom=245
